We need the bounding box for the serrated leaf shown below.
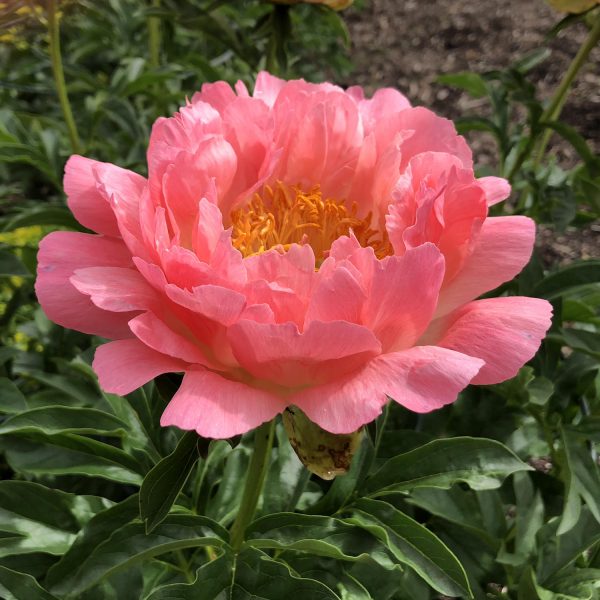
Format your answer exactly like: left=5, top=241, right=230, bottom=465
left=347, top=498, right=472, bottom=598
left=49, top=515, right=228, bottom=598
left=363, top=437, right=531, bottom=496
left=140, top=431, right=200, bottom=533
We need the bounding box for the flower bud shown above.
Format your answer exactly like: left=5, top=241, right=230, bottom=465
left=282, top=406, right=363, bottom=480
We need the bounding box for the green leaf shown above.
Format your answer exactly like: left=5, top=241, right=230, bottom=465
left=1, top=206, right=82, bottom=232
left=557, top=426, right=600, bottom=535
left=363, top=437, right=531, bottom=496
left=0, top=566, right=59, bottom=600
left=347, top=498, right=472, bottom=598
left=46, top=496, right=139, bottom=590
left=0, top=481, right=109, bottom=558
left=49, top=515, right=228, bottom=598
left=0, top=249, right=30, bottom=277
left=3, top=434, right=144, bottom=485
left=147, top=547, right=341, bottom=599
left=140, top=431, right=200, bottom=533
left=0, top=378, right=27, bottom=414
left=533, top=261, right=600, bottom=300
left=0, top=406, right=128, bottom=437
left=540, top=120, right=599, bottom=168
left=437, top=72, right=488, bottom=97
left=537, top=508, right=600, bottom=584
left=246, top=513, right=393, bottom=567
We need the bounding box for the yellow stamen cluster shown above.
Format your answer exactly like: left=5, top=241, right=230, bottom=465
left=230, top=181, right=391, bottom=262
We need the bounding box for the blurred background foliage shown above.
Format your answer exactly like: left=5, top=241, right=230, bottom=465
left=0, top=1, right=599, bottom=599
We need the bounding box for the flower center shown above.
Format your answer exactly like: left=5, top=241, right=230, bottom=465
left=230, top=181, right=391, bottom=262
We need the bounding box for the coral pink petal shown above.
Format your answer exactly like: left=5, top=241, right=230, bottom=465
left=292, top=346, right=483, bottom=434
left=356, top=87, right=411, bottom=134
left=253, top=71, right=286, bottom=107
left=229, top=319, right=381, bottom=387
left=94, top=339, right=187, bottom=396
left=36, top=232, right=135, bottom=339
left=388, top=107, right=473, bottom=170
left=305, top=265, right=365, bottom=325
left=192, top=80, right=238, bottom=114
left=478, top=176, right=511, bottom=206
left=432, top=297, right=553, bottom=385
left=160, top=368, right=285, bottom=438
left=64, top=156, right=120, bottom=237
left=70, top=266, right=158, bottom=312
left=437, top=216, right=535, bottom=317
left=128, top=311, right=218, bottom=368
left=363, top=244, right=445, bottom=351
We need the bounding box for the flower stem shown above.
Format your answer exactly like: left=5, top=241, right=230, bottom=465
left=47, top=0, right=82, bottom=154
left=229, top=420, right=275, bottom=552
left=147, top=0, right=161, bottom=68
left=532, top=10, right=600, bottom=168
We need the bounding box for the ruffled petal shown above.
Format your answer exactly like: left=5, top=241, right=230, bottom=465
left=70, top=266, right=158, bottom=312
left=64, top=156, right=120, bottom=237
left=430, top=297, right=553, bottom=384
left=36, top=232, right=135, bottom=339
left=229, top=319, right=381, bottom=387
left=437, top=216, right=535, bottom=317
left=160, top=368, right=285, bottom=438
left=93, top=339, right=187, bottom=396
left=292, top=346, right=483, bottom=433
left=478, top=176, right=511, bottom=206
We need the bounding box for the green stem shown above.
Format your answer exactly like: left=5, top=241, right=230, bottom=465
left=532, top=9, right=600, bottom=168
left=229, top=420, right=275, bottom=552
left=507, top=10, right=600, bottom=182
left=47, top=0, right=81, bottom=154
left=147, top=0, right=161, bottom=68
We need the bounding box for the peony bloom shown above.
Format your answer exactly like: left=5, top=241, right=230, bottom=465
left=36, top=73, right=552, bottom=439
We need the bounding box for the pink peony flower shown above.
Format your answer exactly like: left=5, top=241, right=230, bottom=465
left=36, top=73, right=552, bottom=439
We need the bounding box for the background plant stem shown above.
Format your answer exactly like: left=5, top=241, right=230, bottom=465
left=532, top=10, right=600, bottom=168
left=47, top=0, right=82, bottom=154
left=229, top=421, right=275, bottom=552
left=148, top=0, right=161, bottom=68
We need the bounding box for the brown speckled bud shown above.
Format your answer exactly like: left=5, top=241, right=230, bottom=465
left=282, top=406, right=363, bottom=480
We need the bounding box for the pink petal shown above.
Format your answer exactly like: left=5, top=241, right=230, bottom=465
left=64, top=156, right=120, bottom=237
left=431, top=297, right=553, bottom=384
left=191, top=81, right=237, bottom=114
left=36, top=232, right=135, bottom=339
left=437, top=216, right=536, bottom=317
left=305, top=265, right=366, bottom=325
left=128, top=311, right=218, bottom=368
left=355, top=87, right=411, bottom=135
left=253, top=71, right=286, bottom=107
left=478, top=176, right=511, bottom=206
left=229, top=319, right=381, bottom=388
left=362, top=244, right=445, bottom=351
left=378, top=107, right=472, bottom=170
left=292, top=346, right=483, bottom=434
left=93, top=339, right=187, bottom=396
left=70, top=266, right=158, bottom=312
left=160, top=368, right=285, bottom=438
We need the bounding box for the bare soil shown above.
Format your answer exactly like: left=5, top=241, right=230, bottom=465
left=342, top=0, right=600, bottom=262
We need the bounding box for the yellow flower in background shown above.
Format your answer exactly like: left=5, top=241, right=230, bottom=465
left=547, top=0, right=599, bottom=13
